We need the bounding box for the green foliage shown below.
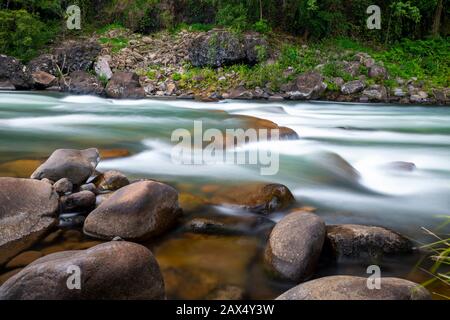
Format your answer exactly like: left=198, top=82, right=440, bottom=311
left=0, top=9, right=57, bottom=61
left=419, top=216, right=450, bottom=300
left=170, top=22, right=213, bottom=33
left=215, top=3, right=249, bottom=32
left=373, top=38, right=450, bottom=87
left=252, top=19, right=271, bottom=34
left=98, top=36, right=129, bottom=53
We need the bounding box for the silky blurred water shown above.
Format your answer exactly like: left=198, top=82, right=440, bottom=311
left=1, top=92, right=449, bottom=299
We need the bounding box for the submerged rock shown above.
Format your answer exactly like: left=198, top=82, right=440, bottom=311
left=210, top=183, right=295, bottom=214
left=84, top=181, right=181, bottom=241
left=276, top=276, right=430, bottom=300
left=264, top=212, right=326, bottom=282
left=325, top=224, right=413, bottom=260
left=0, top=178, right=59, bottom=265
left=31, top=148, right=100, bottom=186
left=105, top=72, right=145, bottom=99
left=0, top=241, right=165, bottom=300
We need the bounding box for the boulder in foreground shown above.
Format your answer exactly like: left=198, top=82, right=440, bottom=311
left=84, top=181, right=181, bottom=241
left=0, top=178, right=59, bottom=265
left=264, top=212, right=326, bottom=282
left=276, top=275, right=430, bottom=300
left=0, top=241, right=165, bottom=300
left=31, top=148, right=100, bottom=186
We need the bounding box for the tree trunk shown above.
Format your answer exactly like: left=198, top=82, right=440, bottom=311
left=432, top=0, right=443, bottom=36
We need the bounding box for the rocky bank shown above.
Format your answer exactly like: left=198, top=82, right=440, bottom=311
left=0, top=28, right=448, bottom=105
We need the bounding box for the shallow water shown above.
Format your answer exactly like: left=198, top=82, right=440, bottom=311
left=0, top=92, right=449, bottom=299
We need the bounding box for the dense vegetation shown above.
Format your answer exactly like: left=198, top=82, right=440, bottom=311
left=0, top=0, right=449, bottom=62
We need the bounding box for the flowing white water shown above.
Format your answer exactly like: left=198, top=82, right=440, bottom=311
left=1, top=92, right=449, bottom=241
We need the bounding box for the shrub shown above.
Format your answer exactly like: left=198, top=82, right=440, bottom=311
left=215, top=3, right=248, bottom=32
left=0, top=9, right=57, bottom=61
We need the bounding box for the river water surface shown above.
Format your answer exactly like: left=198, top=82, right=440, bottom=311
left=0, top=92, right=449, bottom=299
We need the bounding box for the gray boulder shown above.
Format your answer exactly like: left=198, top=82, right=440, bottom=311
left=94, top=55, right=113, bottom=80
left=65, top=71, right=105, bottom=95
left=326, top=224, right=413, bottom=260
left=189, top=30, right=268, bottom=67
left=105, top=72, right=146, bottom=99
left=0, top=55, right=33, bottom=89
left=286, top=72, right=327, bottom=100
left=276, top=276, right=430, bottom=300
left=0, top=178, right=59, bottom=265
left=53, top=40, right=101, bottom=73
left=341, top=80, right=366, bottom=95
left=362, top=85, right=387, bottom=102
left=84, top=181, right=181, bottom=241
left=264, top=212, right=326, bottom=282
left=31, top=148, right=100, bottom=186
left=27, top=54, right=58, bottom=75
left=0, top=241, right=165, bottom=300
left=369, top=65, right=388, bottom=79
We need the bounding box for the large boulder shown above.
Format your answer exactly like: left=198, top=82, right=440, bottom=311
left=31, top=148, right=100, bottom=186
left=65, top=71, right=105, bottom=96
left=105, top=72, right=146, bottom=99
left=94, top=55, right=113, bottom=80
left=362, top=85, right=387, bottom=102
left=0, top=55, right=33, bottom=89
left=276, top=276, right=430, bottom=300
left=53, top=40, right=101, bottom=73
left=368, top=65, right=388, bottom=79
left=264, top=212, right=326, bottom=282
left=189, top=30, right=268, bottom=67
left=325, top=224, right=413, bottom=260
left=341, top=80, right=366, bottom=95
left=0, top=178, right=59, bottom=265
left=210, top=183, right=295, bottom=214
left=27, top=54, right=58, bottom=75
left=0, top=241, right=165, bottom=300
left=83, top=181, right=181, bottom=241
left=286, top=72, right=327, bottom=100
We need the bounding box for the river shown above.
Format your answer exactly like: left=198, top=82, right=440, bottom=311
left=0, top=92, right=449, bottom=299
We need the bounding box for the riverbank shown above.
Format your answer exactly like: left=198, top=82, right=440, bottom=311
left=1, top=27, right=449, bottom=105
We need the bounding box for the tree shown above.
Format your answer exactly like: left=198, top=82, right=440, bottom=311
left=432, top=0, right=443, bottom=36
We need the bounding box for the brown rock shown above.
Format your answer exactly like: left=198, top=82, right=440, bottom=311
left=210, top=183, right=295, bottom=214
left=276, top=276, right=430, bottom=300
left=264, top=212, right=326, bottom=282
left=84, top=181, right=181, bottom=241
left=31, top=148, right=100, bottom=186
left=0, top=241, right=165, bottom=300
left=0, top=178, right=59, bottom=265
